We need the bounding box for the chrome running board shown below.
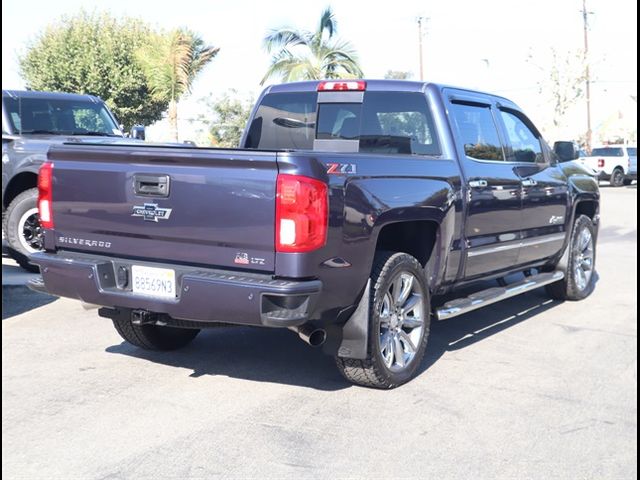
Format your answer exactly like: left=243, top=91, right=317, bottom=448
left=435, top=271, right=564, bottom=321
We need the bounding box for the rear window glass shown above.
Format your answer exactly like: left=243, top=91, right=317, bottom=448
left=316, top=92, right=440, bottom=155
left=244, top=92, right=317, bottom=149
left=591, top=147, right=623, bottom=157
left=317, top=103, right=361, bottom=140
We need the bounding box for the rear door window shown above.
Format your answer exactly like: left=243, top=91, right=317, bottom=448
left=627, top=147, right=637, bottom=156
left=449, top=103, right=505, bottom=161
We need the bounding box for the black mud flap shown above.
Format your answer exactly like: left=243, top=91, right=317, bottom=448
left=336, top=280, right=370, bottom=360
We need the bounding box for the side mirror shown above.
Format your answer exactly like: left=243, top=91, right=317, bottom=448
left=553, top=141, right=579, bottom=162
left=130, top=125, right=145, bottom=140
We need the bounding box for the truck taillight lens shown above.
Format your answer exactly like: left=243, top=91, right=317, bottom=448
left=598, top=158, right=605, bottom=168
left=276, top=174, right=328, bottom=253
left=38, top=161, right=54, bottom=229
left=317, top=80, right=366, bottom=91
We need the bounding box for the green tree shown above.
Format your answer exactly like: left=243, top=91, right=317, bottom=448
left=195, top=90, right=253, bottom=148
left=19, top=11, right=167, bottom=130
left=138, top=28, right=219, bottom=141
left=261, top=7, right=363, bottom=85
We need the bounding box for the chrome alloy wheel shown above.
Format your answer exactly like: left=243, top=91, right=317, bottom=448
left=17, top=207, right=43, bottom=253
left=378, top=271, right=425, bottom=372
left=573, top=228, right=594, bottom=291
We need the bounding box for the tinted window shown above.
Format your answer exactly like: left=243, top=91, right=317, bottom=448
left=626, top=147, right=637, bottom=156
left=316, top=92, right=439, bottom=155
left=316, top=103, right=361, bottom=140
left=245, top=92, right=317, bottom=149
left=449, top=103, right=504, bottom=161
left=499, top=110, right=543, bottom=163
left=591, top=147, right=624, bottom=157
left=360, top=92, right=439, bottom=155
left=3, top=96, right=119, bottom=135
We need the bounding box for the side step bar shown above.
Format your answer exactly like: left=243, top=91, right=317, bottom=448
left=435, top=271, right=564, bottom=321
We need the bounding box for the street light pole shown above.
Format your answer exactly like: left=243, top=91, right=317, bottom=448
left=582, top=0, right=593, bottom=152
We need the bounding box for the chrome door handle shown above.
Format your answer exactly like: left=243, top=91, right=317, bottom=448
left=469, top=179, right=488, bottom=188
left=521, top=178, right=538, bottom=187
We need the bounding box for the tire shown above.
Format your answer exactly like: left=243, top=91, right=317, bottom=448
left=623, top=179, right=633, bottom=186
left=335, top=252, right=431, bottom=389
left=610, top=168, right=625, bottom=187
left=112, top=315, right=200, bottom=351
left=2, top=188, right=42, bottom=272
left=546, top=214, right=597, bottom=301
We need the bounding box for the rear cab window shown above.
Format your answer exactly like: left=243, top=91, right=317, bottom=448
left=244, top=92, right=317, bottom=149
left=591, top=147, right=624, bottom=157
left=317, top=92, right=440, bottom=155
left=246, top=89, right=441, bottom=156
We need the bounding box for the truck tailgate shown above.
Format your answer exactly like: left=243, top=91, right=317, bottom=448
left=47, top=144, right=278, bottom=272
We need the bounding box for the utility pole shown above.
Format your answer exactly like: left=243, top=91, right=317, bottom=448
left=582, top=0, right=594, bottom=152
left=417, top=16, right=429, bottom=81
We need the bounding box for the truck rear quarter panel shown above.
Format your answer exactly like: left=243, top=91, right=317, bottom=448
left=275, top=152, right=463, bottom=323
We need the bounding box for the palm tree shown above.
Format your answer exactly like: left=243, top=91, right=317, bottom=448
left=261, top=7, right=363, bottom=85
left=138, top=29, right=219, bottom=141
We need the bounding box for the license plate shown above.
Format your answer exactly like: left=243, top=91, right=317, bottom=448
left=131, top=265, right=176, bottom=299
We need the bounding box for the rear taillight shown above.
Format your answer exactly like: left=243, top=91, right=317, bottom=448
left=38, top=161, right=54, bottom=229
left=597, top=158, right=605, bottom=168
left=275, top=174, right=328, bottom=253
left=317, top=80, right=366, bottom=91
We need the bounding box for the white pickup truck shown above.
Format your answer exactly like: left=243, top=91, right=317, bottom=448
left=581, top=144, right=637, bottom=187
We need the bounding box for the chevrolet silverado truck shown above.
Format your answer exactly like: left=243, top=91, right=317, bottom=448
left=29, top=80, right=600, bottom=388
left=2, top=90, right=141, bottom=271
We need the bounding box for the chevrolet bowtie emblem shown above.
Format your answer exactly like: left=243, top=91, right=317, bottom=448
left=131, top=203, right=172, bottom=222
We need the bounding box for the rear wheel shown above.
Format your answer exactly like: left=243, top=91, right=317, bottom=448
left=610, top=168, right=625, bottom=187
left=112, top=315, right=200, bottom=350
left=623, top=178, right=633, bottom=186
left=546, top=214, right=596, bottom=301
left=3, top=188, right=42, bottom=272
left=335, top=252, right=431, bottom=389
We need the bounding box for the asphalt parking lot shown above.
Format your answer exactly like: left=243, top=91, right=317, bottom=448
left=2, top=186, right=637, bottom=479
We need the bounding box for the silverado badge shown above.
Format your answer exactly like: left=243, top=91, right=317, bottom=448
left=132, top=203, right=172, bottom=222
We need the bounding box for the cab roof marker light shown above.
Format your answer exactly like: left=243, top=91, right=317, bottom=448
left=317, top=81, right=366, bottom=92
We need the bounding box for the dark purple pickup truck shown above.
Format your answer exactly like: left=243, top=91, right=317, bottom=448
left=30, top=80, right=600, bottom=388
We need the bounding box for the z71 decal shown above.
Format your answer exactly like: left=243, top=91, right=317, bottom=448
left=326, top=163, right=357, bottom=175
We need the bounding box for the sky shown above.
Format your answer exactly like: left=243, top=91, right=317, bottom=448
left=2, top=0, right=637, bottom=144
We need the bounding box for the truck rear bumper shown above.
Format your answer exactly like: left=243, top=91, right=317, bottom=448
left=30, top=252, right=322, bottom=328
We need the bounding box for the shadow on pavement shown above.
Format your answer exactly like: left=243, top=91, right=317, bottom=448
left=2, top=286, right=58, bottom=320
left=106, top=286, right=564, bottom=391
